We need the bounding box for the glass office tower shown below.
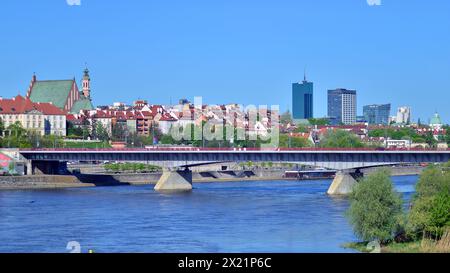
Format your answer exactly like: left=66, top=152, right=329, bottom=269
left=292, top=76, right=313, bottom=120
left=363, top=104, right=391, bottom=125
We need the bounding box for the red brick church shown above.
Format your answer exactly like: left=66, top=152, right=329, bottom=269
left=26, top=68, right=94, bottom=114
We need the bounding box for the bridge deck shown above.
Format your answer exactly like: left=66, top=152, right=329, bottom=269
left=18, top=148, right=450, bottom=170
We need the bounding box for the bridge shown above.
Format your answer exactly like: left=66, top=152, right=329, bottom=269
left=19, top=148, right=450, bottom=194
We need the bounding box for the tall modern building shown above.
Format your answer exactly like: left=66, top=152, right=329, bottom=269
left=363, top=104, right=391, bottom=125
left=292, top=74, right=313, bottom=120
left=327, top=88, right=357, bottom=125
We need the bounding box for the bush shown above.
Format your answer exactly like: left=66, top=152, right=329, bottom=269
left=407, top=163, right=450, bottom=239
left=105, top=163, right=161, bottom=173
left=347, top=169, right=404, bottom=244
left=429, top=192, right=450, bottom=235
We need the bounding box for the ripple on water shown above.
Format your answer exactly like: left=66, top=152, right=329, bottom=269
left=0, top=176, right=418, bottom=253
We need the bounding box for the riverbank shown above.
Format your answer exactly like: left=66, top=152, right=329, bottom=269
left=0, top=166, right=423, bottom=190
left=344, top=238, right=450, bottom=253
left=0, top=171, right=288, bottom=190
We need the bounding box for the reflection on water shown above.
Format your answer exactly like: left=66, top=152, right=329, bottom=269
left=0, top=176, right=418, bottom=253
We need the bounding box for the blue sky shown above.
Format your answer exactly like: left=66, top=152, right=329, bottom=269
left=1, top=0, right=449, bottom=123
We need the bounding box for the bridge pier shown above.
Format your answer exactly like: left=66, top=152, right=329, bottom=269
left=327, top=169, right=363, bottom=195
left=25, top=160, right=33, bottom=176
left=154, top=168, right=193, bottom=193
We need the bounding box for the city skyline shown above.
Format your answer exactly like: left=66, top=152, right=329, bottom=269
left=1, top=1, right=449, bottom=123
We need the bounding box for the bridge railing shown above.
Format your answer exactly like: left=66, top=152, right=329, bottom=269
left=18, top=147, right=450, bottom=152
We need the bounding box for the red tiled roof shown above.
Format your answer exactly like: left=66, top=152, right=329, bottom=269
left=0, top=95, right=66, bottom=115
left=159, top=114, right=177, bottom=122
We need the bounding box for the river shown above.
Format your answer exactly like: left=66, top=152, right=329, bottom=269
left=0, top=176, right=418, bottom=253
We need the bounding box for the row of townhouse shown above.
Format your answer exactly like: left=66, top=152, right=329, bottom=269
left=67, top=100, right=279, bottom=139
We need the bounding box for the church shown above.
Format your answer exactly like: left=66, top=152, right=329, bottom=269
left=26, top=68, right=95, bottom=114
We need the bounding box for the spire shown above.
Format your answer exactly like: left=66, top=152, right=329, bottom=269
left=304, top=68, right=307, bottom=82
left=83, top=63, right=90, bottom=79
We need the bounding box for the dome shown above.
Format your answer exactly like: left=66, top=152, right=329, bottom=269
left=429, top=112, right=442, bottom=125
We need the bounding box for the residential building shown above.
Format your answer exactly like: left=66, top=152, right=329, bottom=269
left=327, top=88, right=357, bottom=125
left=363, top=104, right=391, bottom=125
left=0, top=95, right=67, bottom=136
left=292, top=75, right=313, bottom=120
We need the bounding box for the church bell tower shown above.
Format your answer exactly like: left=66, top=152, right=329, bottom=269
left=82, top=67, right=91, bottom=99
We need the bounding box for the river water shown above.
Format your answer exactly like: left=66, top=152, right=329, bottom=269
left=0, top=176, right=417, bottom=253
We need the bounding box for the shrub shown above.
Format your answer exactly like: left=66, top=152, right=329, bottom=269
left=347, top=169, right=403, bottom=244
left=407, top=164, right=450, bottom=239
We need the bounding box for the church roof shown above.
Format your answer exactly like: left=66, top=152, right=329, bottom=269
left=70, top=98, right=94, bottom=114
left=430, top=112, right=442, bottom=125
left=29, top=80, right=74, bottom=109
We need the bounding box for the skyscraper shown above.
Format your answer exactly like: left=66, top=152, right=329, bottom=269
left=292, top=74, right=313, bottom=120
left=363, top=104, right=391, bottom=125
left=327, top=88, right=357, bottom=125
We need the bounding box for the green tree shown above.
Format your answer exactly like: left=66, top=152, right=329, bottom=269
left=0, top=118, right=4, bottom=136
left=447, top=131, right=450, bottom=145
left=111, top=123, right=127, bottom=141
left=429, top=192, right=450, bottom=235
left=7, top=121, right=27, bottom=138
left=424, top=131, right=437, bottom=149
left=280, top=111, right=293, bottom=125
left=347, top=170, right=404, bottom=244
left=279, top=134, right=313, bottom=148
left=319, top=129, right=365, bottom=148
left=308, top=118, right=329, bottom=126
left=66, top=122, right=87, bottom=138
left=294, top=125, right=309, bottom=133
left=94, top=122, right=110, bottom=142
left=407, top=163, right=450, bottom=239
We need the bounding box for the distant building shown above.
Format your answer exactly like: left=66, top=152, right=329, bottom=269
left=356, top=115, right=367, bottom=123
left=429, top=112, right=443, bottom=130
left=327, top=88, right=357, bottom=125
left=0, top=95, right=67, bottom=136
left=396, top=107, right=411, bottom=124
left=134, top=100, right=149, bottom=109
left=384, top=139, right=412, bottom=149
left=26, top=68, right=94, bottom=114
left=292, top=74, right=313, bottom=120
left=363, top=104, right=391, bottom=125
left=389, top=116, right=397, bottom=124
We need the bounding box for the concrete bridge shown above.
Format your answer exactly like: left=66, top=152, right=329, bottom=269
left=19, top=148, right=450, bottom=194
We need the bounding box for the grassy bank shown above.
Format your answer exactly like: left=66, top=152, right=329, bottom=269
left=344, top=239, right=450, bottom=253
